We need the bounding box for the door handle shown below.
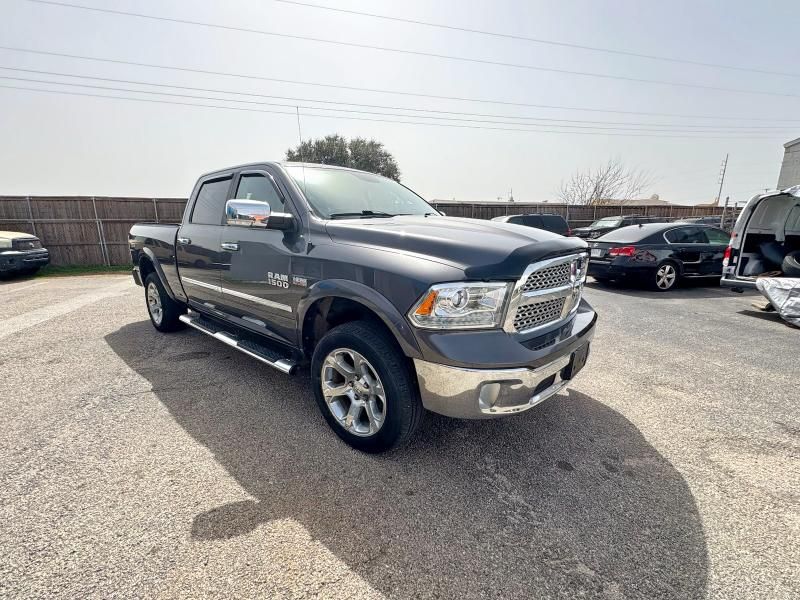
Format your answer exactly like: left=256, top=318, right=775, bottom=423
left=221, top=242, right=240, bottom=251
left=177, top=237, right=191, bottom=245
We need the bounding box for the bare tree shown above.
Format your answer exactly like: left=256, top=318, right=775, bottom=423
left=557, top=158, right=655, bottom=205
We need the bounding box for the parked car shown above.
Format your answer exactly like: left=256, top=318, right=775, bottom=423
left=0, top=231, right=49, bottom=277
left=491, top=213, right=571, bottom=236
left=587, top=222, right=730, bottom=291
left=129, top=162, right=596, bottom=452
left=573, top=215, right=667, bottom=239
left=675, top=216, right=722, bottom=226
left=722, top=186, right=800, bottom=289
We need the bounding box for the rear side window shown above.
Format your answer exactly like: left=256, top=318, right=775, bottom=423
left=235, top=173, right=285, bottom=212
left=191, top=177, right=232, bottom=225
left=541, top=215, right=568, bottom=233
left=522, top=216, right=543, bottom=228
left=703, top=228, right=730, bottom=244
left=665, top=226, right=706, bottom=244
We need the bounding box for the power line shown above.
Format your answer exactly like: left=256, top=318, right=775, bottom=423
left=25, top=0, right=800, bottom=99
left=0, top=83, right=786, bottom=139
left=275, top=0, right=800, bottom=80
left=0, top=66, right=793, bottom=132
left=2, top=76, right=787, bottom=135
left=3, top=45, right=800, bottom=124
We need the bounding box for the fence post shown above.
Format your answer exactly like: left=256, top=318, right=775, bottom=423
left=91, top=196, right=110, bottom=266
left=471, top=203, right=476, bottom=218
left=593, top=204, right=597, bottom=220
left=25, top=196, right=37, bottom=236
left=152, top=198, right=159, bottom=223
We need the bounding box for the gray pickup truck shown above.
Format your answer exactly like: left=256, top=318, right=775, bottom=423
left=129, top=162, right=596, bottom=452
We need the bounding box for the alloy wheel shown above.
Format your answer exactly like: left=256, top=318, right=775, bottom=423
left=656, top=264, right=677, bottom=290
left=146, top=282, right=163, bottom=325
left=321, top=348, right=387, bottom=437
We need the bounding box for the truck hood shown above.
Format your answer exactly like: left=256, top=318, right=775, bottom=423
left=325, top=216, right=587, bottom=279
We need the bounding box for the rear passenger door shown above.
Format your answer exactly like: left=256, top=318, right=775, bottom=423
left=664, top=226, right=710, bottom=275
left=176, top=174, right=232, bottom=308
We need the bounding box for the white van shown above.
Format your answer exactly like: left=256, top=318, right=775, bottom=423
left=722, top=186, right=800, bottom=289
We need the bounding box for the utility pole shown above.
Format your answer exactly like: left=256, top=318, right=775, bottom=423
left=720, top=195, right=730, bottom=229
left=715, top=154, right=729, bottom=205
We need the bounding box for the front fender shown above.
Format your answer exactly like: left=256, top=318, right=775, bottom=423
left=297, top=279, right=423, bottom=359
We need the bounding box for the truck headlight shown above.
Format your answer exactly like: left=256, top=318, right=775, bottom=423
left=408, top=282, right=512, bottom=329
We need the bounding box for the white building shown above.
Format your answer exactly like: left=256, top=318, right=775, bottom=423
left=778, top=137, right=800, bottom=189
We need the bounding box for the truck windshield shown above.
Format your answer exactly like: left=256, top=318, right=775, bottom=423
left=284, top=165, right=435, bottom=219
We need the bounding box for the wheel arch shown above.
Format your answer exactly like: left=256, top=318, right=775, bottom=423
left=138, top=248, right=178, bottom=301
left=298, top=280, right=423, bottom=361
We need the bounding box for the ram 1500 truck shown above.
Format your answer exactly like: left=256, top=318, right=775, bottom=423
left=129, top=162, right=596, bottom=452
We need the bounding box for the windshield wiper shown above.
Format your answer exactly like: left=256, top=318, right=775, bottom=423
left=329, top=210, right=397, bottom=219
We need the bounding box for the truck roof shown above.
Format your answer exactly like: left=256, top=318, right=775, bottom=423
left=198, top=161, right=375, bottom=180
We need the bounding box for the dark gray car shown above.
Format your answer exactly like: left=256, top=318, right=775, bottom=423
left=129, top=162, right=596, bottom=452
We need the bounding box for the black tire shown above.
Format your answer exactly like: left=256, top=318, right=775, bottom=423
left=782, top=250, right=800, bottom=277
left=144, top=272, right=186, bottom=332
left=651, top=260, right=680, bottom=292
left=311, top=321, right=423, bottom=453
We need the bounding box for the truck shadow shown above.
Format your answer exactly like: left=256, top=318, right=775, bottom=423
left=105, top=322, right=708, bottom=599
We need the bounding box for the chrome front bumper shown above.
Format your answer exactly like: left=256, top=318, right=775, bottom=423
left=413, top=353, right=575, bottom=419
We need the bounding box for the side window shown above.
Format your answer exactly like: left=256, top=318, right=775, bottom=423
left=544, top=216, right=568, bottom=233
left=524, top=216, right=543, bottom=228
left=666, top=227, right=705, bottom=243
left=703, top=227, right=730, bottom=244
left=507, top=216, right=524, bottom=225
left=235, top=173, right=285, bottom=212
left=191, top=177, right=232, bottom=225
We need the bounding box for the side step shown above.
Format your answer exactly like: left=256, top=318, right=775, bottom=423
left=179, top=313, right=298, bottom=375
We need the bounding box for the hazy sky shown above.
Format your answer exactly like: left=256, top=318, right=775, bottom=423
left=1, top=0, right=798, bottom=204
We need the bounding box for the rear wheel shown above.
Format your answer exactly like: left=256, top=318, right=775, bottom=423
left=652, top=261, right=679, bottom=291
left=311, top=321, right=423, bottom=453
left=144, top=272, right=186, bottom=332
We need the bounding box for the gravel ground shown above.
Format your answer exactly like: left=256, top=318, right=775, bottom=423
left=0, top=274, right=797, bottom=599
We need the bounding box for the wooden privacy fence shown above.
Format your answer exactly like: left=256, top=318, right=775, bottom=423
left=0, top=196, right=186, bottom=266
left=0, top=196, right=738, bottom=266
left=430, top=201, right=740, bottom=227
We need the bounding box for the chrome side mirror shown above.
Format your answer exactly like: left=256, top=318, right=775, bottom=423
left=226, top=199, right=271, bottom=228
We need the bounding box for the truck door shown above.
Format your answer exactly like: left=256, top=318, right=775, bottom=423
left=175, top=174, right=232, bottom=309
left=217, top=169, right=305, bottom=344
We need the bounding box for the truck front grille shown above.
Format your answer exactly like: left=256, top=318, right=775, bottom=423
left=521, top=262, right=571, bottom=292
left=513, top=297, right=566, bottom=331
left=505, top=253, right=587, bottom=335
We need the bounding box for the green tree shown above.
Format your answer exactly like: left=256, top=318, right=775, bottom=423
left=285, top=134, right=401, bottom=181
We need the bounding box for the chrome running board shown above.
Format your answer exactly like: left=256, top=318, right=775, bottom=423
left=179, top=313, right=297, bottom=375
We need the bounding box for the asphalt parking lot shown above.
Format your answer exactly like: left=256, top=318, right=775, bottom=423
left=1, top=275, right=798, bottom=599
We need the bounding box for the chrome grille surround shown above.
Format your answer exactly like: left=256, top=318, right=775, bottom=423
left=503, top=253, right=588, bottom=335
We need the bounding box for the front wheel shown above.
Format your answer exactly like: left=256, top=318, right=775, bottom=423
left=652, top=261, right=679, bottom=291
left=144, top=272, right=186, bottom=332
left=311, top=321, right=423, bottom=453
